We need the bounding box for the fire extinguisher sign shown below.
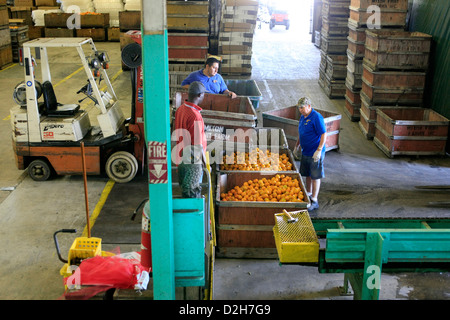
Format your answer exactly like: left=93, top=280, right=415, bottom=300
left=147, top=141, right=168, bottom=184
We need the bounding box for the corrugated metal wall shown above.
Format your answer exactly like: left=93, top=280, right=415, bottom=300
left=409, top=0, right=450, bottom=120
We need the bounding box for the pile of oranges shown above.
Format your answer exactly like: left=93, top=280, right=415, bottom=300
left=220, top=174, right=305, bottom=203
left=219, top=148, right=294, bottom=171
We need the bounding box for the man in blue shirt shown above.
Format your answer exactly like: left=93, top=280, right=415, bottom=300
left=295, top=97, right=327, bottom=211
left=181, top=57, right=237, bottom=98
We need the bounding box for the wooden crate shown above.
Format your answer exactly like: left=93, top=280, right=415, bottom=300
left=169, top=47, right=207, bottom=61
left=324, top=53, right=347, bottom=80
left=168, top=33, right=208, bottom=61
left=348, top=22, right=366, bottom=43
left=9, top=26, right=28, bottom=44
left=0, top=43, right=13, bottom=68
left=173, top=92, right=257, bottom=135
left=167, top=1, right=209, bottom=32
left=75, top=28, right=106, bottom=41
left=262, top=105, right=342, bottom=152
left=349, top=7, right=407, bottom=27
left=362, top=64, right=427, bottom=89
left=215, top=171, right=310, bottom=258
left=350, top=0, right=408, bottom=10
left=14, top=0, right=34, bottom=5
left=45, top=13, right=110, bottom=28
left=347, top=36, right=365, bottom=58
left=0, top=26, right=11, bottom=47
left=374, top=107, right=449, bottom=157
left=207, top=127, right=289, bottom=151
left=322, top=0, right=350, bottom=17
left=119, top=11, right=140, bottom=31
left=346, top=84, right=361, bottom=105
left=44, top=27, right=74, bottom=38
left=168, top=63, right=204, bottom=99
left=364, top=30, right=432, bottom=71
left=28, top=25, right=44, bottom=39
left=347, top=49, right=363, bottom=74
left=361, top=78, right=424, bottom=105
left=320, top=35, right=348, bottom=54
left=344, top=93, right=360, bottom=121
left=217, top=146, right=298, bottom=174
left=319, top=69, right=346, bottom=99
left=35, top=0, right=56, bottom=5
left=107, top=27, right=120, bottom=41
left=9, top=7, right=34, bottom=25
left=167, top=0, right=209, bottom=15
left=358, top=105, right=376, bottom=139
left=321, top=16, right=349, bottom=38
left=346, top=66, right=362, bottom=89
left=365, top=30, right=432, bottom=53
left=0, top=5, right=8, bottom=26
left=360, top=91, right=419, bottom=120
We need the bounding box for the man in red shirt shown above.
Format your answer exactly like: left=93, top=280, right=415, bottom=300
left=173, top=81, right=207, bottom=198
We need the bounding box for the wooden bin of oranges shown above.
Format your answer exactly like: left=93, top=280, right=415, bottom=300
left=217, top=147, right=298, bottom=173
left=215, top=172, right=310, bottom=258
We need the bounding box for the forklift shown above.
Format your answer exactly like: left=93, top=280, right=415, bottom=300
left=10, top=37, right=144, bottom=183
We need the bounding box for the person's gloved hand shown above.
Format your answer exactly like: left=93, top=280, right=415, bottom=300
left=313, top=149, right=322, bottom=162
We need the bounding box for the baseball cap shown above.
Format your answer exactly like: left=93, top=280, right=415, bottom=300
left=188, top=81, right=206, bottom=95
left=297, top=97, right=311, bottom=108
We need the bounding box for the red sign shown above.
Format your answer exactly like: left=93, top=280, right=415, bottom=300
left=147, top=141, right=168, bottom=184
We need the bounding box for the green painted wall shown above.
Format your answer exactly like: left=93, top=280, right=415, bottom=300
left=409, top=0, right=450, bottom=120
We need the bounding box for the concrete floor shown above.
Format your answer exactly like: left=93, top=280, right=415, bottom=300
left=0, top=16, right=450, bottom=300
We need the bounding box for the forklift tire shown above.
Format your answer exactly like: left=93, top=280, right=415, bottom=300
left=105, top=151, right=138, bottom=183
left=28, top=159, right=52, bottom=181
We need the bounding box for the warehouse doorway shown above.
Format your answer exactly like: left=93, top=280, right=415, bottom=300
left=257, top=0, right=314, bottom=36
left=252, top=0, right=320, bottom=80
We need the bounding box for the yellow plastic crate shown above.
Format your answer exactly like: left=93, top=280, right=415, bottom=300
left=68, top=237, right=102, bottom=265
left=273, top=210, right=319, bottom=263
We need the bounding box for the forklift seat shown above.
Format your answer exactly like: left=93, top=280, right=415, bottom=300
left=42, top=81, right=80, bottom=116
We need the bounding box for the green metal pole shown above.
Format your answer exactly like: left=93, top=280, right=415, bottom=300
left=141, top=0, right=175, bottom=300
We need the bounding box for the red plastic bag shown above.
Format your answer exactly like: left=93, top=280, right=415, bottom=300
left=62, top=254, right=147, bottom=300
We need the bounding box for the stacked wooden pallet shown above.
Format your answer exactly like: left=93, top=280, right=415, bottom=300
left=344, top=0, right=408, bottom=121
left=0, top=0, right=13, bottom=68
left=318, top=0, right=350, bottom=99
left=359, top=30, right=432, bottom=141
left=218, top=0, right=258, bottom=76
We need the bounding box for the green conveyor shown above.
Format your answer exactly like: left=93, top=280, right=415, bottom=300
left=278, top=217, right=450, bottom=300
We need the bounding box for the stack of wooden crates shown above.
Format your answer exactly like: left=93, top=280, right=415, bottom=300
left=0, top=0, right=13, bottom=68
left=318, top=0, right=350, bottom=98
left=359, top=30, right=447, bottom=158
left=344, top=0, right=408, bottom=121
left=166, top=0, right=210, bottom=98
left=44, top=12, right=110, bottom=40
left=218, top=0, right=258, bottom=76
